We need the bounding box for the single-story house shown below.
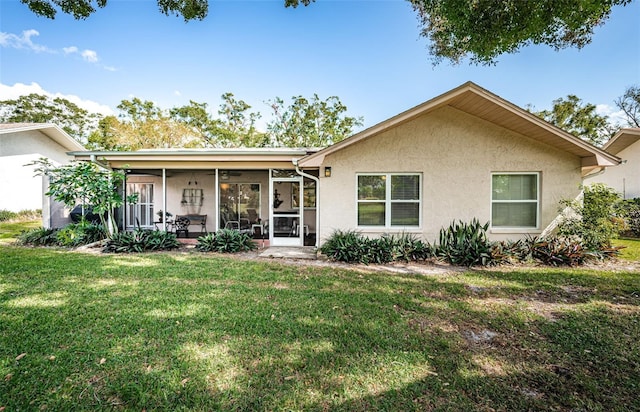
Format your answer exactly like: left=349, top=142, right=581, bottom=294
left=64, top=82, right=621, bottom=247
left=592, top=128, right=640, bottom=199
left=0, top=123, right=85, bottom=228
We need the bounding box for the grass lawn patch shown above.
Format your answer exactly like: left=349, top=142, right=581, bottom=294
left=0, top=219, right=41, bottom=244
left=613, top=237, right=640, bottom=261
left=1, top=245, right=639, bottom=411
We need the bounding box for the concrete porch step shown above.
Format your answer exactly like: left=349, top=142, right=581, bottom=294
left=258, top=247, right=317, bottom=260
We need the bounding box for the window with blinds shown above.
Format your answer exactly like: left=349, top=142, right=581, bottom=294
left=357, top=173, right=421, bottom=227
left=491, top=173, right=539, bottom=228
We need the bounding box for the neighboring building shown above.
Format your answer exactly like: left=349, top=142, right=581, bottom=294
left=68, top=82, right=620, bottom=246
left=593, top=128, right=640, bottom=199
left=0, top=123, right=85, bottom=228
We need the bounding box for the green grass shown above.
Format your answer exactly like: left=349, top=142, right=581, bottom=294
left=1, top=246, right=639, bottom=411
left=613, top=237, right=640, bottom=261
left=0, top=219, right=41, bottom=244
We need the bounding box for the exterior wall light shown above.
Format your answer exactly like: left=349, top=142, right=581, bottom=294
left=324, top=167, right=332, bottom=177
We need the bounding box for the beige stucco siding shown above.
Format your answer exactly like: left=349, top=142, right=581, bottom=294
left=318, top=106, right=582, bottom=243
left=593, top=142, right=640, bottom=199
left=0, top=130, right=75, bottom=227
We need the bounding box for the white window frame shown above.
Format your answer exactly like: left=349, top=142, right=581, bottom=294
left=356, top=173, right=422, bottom=229
left=490, top=172, right=540, bottom=231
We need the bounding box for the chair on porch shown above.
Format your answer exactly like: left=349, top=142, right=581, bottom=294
left=174, top=216, right=190, bottom=238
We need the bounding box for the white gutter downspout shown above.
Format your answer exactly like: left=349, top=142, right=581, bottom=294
left=293, top=158, right=320, bottom=248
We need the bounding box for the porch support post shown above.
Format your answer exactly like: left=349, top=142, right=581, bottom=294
left=214, top=168, right=219, bottom=231
left=293, top=159, right=320, bottom=248
left=162, top=168, right=167, bottom=231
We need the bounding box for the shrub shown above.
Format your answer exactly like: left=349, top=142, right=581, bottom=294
left=436, top=219, right=492, bottom=266
left=490, top=238, right=532, bottom=265
left=320, top=230, right=370, bottom=263
left=17, top=227, right=59, bottom=246
left=0, top=209, right=41, bottom=222
left=0, top=210, right=17, bottom=222
left=56, top=221, right=107, bottom=247
left=320, top=230, right=434, bottom=264
left=196, top=229, right=257, bottom=253
left=529, top=236, right=588, bottom=266
left=103, top=229, right=180, bottom=253
left=558, top=184, right=624, bottom=250
left=618, top=198, right=640, bottom=237
left=380, top=232, right=434, bottom=262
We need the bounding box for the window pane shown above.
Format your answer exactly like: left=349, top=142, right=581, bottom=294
left=492, top=202, right=537, bottom=227
left=358, top=202, right=385, bottom=226
left=391, top=203, right=419, bottom=226
left=492, top=174, right=537, bottom=200
left=391, top=175, right=419, bottom=200
left=358, top=175, right=386, bottom=200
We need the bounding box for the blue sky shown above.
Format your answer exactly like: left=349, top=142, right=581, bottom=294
left=1, top=0, right=639, bottom=131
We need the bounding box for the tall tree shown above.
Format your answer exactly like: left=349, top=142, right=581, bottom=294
left=535, top=95, right=615, bottom=147
left=0, top=93, right=101, bottom=144
left=216, top=93, right=266, bottom=147
left=266, top=94, right=363, bottom=147
left=88, top=98, right=201, bottom=150
left=615, top=85, right=640, bottom=128
left=408, top=0, right=632, bottom=65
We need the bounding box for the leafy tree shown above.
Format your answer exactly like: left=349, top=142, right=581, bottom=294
left=408, top=0, right=632, bottom=65
left=30, top=158, right=137, bottom=236
left=216, top=93, right=267, bottom=147
left=21, top=0, right=208, bottom=21
left=535, top=95, right=615, bottom=147
left=89, top=98, right=202, bottom=150
left=615, top=85, right=640, bottom=127
left=266, top=94, right=363, bottom=147
left=0, top=93, right=101, bottom=144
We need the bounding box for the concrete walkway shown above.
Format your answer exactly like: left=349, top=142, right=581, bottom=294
left=258, top=247, right=317, bottom=260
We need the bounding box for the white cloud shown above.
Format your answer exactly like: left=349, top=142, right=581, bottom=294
left=1, top=29, right=113, bottom=70
left=596, top=103, right=628, bottom=126
left=0, top=29, right=54, bottom=53
left=81, top=49, right=98, bottom=63
left=0, top=82, right=115, bottom=116
left=174, top=90, right=182, bottom=96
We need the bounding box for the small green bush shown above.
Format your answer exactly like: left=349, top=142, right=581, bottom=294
left=0, top=209, right=42, bottom=222
left=56, top=221, right=107, bottom=247
left=320, top=230, right=370, bottom=263
left=17, top=227, right=59, bottom=246
left=196, top=229, right=257, bottom=253
left=558, top=184, right=625, bottom=250
left=0, top=210, right=17, bottom=222
left=103, top=229, right=180, bottom=253
left=320, top=230, right=434, bottom=264
left=618, top=198, right=640, bottom=237
left=436, top=219, right=492, bottom=266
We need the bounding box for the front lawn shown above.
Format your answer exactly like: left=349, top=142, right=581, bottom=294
left=1, top=246, right=639, bottom=411
left=613, top=237, right=640, bottom=261
left=0, top=219, right=40, bottom=244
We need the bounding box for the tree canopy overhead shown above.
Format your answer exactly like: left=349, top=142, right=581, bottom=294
left=409, top=0, right=632, bottom=65
left=20, top=0, right=632, bottom=64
